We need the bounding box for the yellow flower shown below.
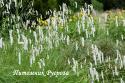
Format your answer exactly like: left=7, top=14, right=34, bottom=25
left=43, top=21, right=48, bottom=26
left=80, top=12, right=84, bottom=17
left=37, top=17, right=48, bottom=26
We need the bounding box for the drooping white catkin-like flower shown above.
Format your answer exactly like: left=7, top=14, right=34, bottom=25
left=87, top=5, right=90, bottom=15
left=62, top=3, right=66, bottom=21
left=120, top=78, right=124, bottom=83
left=67, top=58, right=71, bottom=65
left=17, top=29, right=21, bottom=44
left=98, top=51, right=102, bottom=64
left=8, top=0, right=11, bottom=9
left=116, top=50, right=120, bottom=62
left=40, top=58, right=45, bottom=67
left=115, top=16, right=118, bottom=27
left=66, top=25, right=69, bottom=32
left=22, top=34, right=28, bottom=50
left=116, top=39, right=119, bottom=46
left=9, top=30, right=13, bottom=45
left=77, top=21, right=81, bottom=34
left=93, top=68, right=99, bottom=82
left=32, top=49, right=36, bottom=62
left=101, top=71, right=104, bottom=79
left=6, top=4, right=9, bottom=12
left=20, top=0, right=22, bottom=8
left=61, top=33, right=64, bottom=42
left=0, top=0, right=4, bottom=6
left=104, top=13, right=108, bottom=22
left=24, top=38, right=28, bottom=50
left=75, top=2, right=77, bottom=8
left=38, top=62, right=42, bottom=69
left=30, top=56, right=33, bottom=67
left=123, top=56, right=125, bottom=67
left=47, top=54, right=49, bottom=60
left=80, top=63, right=83, bottom=69
left=115, top=66, right=119, bottom=76
left=101, top=52, right=104, bottom=62
left=39, top=27, right=44, bottom=38
left=29, top=38, right=32, bottom=45
left=85, top=29, right=89, bottom=39
left=120, top=58, right=123, bottom=69
left=40, top=45, right=43, bottom=52
left=34, top=46, right=40, bottom=56
left=81, top=37, right=84, bottom=47
left=50, top=39, right=53, bottom=49
left=33, top=31, right=38, bottom=43
left=18, top=52, right=21, bottom=65
left=121, top=34, right=124, bottom=40
left=92, top=44, right=97, bottom=65
left=0, top=38, right=3, bottom=48
left=82, top=16, right=85, bottom=32
left=39, top=29, right=44, bottom=44
left=75, top=42, right=78, bottom=51
left=55, top=35, right=60, bottom=47
left=17, top=16, right=20, bottom=22
left=123, top=20, right=125, bottom=26
left=66, top=35, right=70, bottom=45
left=26, top=20, right=30, bottom=27
left=89, top=63, right=94, bottom=81
left=30, top=47, right=35, bottom=67
left=72, top=58, right=78, bottom=76
left=91, top=26, right=95, bottom=37
left=90, top=16, right=95, bottom=37
left=14, top=0, right=17, bottom=7
left=84, top=58, right=86, bottom=63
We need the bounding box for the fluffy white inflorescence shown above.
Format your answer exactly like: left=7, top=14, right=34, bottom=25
left=18, top=52, right=21, bottom=65
left=72, top=58, right=78, bottom=75
left=81, top=37, right=84, bottom=47
left=123, top=20, right=125, bottom=26
left=115, top=16, right=118, bottom=27
left=9, top=30, right=13, bottom=45
left=0, top=38, right=3, bottom=48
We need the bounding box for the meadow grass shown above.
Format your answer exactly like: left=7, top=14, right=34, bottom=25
left=0, top=3, right=125, bottom=83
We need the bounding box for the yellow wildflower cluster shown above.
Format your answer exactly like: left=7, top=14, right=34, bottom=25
left=37, top=18, right=48, bottom=26
left=79, top=10, right=85, bottom=17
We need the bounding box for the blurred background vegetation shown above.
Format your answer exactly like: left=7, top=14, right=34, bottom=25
left=1, top=0, right=125, bottom=17
left=32, top=0, right=125, bottom=12
left=0, top=0, right=125, bottom=23
left=2, top=0, right=125, bottom=13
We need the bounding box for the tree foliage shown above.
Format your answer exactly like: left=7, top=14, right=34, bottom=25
left=96, top=0, right=125, bottom=10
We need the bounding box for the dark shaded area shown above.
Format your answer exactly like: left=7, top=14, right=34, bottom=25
left=97, top=0, right=125, bottom=10
left=10, top=1, right=16, bottom=14
left=57, top=0, right=70, bottom=6
left=84, top=0, right=92, bottom=4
